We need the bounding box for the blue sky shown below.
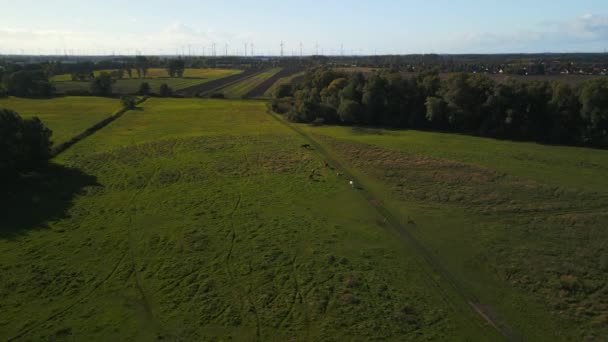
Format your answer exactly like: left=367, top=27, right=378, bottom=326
left=1, top=0, right=607, bottom=55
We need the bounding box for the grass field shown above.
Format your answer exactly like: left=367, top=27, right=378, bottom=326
left=297, top=124, right=608, bottom=340
left=52, top=68, right=242, bottom=95
left=0, top=96, right=121, bottom=146
left=0, top=99, right=497, bottom=340
left=221, top=68, right=283, bottom=99
left=264, top=71, right=306, bottom=97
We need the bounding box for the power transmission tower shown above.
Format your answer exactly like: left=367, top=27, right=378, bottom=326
left=225, top=44, right=229, bottom=56
left=300, top=42, right=303, bottom=57
left=315, top=42, right=319, bottom=55
left=251, top=43, right=254, bottom=56
left=280, top=41, right=284, bottom=57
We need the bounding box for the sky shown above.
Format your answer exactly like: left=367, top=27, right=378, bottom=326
left=1, top=0, right=607, bottom=55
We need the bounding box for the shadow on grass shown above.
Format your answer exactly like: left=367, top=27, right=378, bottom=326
left=0, top=163, right=99, bottom=239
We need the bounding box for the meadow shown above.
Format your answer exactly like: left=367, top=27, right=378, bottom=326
left=0, top=98, right=498, bottom=340
left=297, top=124, right=608, bottom=340
left=52, top=68, right=242, bottom=95
left=220, top=68, right=283, bottom=99
left=0, top=96, right=121, bottom=146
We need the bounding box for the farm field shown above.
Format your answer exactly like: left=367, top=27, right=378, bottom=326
left=52, top=68, right=242, bottom=95
left=0, top=96, right=121, bottom=146
left=0, top=98, right=496, bottom=341
left=264, top=71, right=306, bottom=97
left=221, top=68, right=283, bottom=99
left=297, top=124, right=608, bottom=340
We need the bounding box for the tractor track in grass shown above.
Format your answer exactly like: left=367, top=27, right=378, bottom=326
left=266, top=110, right=520, bottom=341
left=7, top=252, right=129, bottom=341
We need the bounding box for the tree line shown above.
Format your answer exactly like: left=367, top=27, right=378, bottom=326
left=0, top=109, right=53, bottom=178
left=272, top=68, right=608, bottom=148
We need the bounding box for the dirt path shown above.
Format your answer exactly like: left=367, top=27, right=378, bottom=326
left=266, top=110, right=521, bottom=341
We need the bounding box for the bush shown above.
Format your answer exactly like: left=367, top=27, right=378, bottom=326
left=138, top=82, right=151, bottom=96
left=120, top=96, right=137, bottom=110
left=0, top=109, right=52, bottom=177
left=5, top=71, right=54, bottom=97
left=159, top=83, right=173, bottom=97
left=274, top=84, right=293, bottom=98
left=90, top=72, right=113, bottom=96
left=210, top=92, right=225, bottom=99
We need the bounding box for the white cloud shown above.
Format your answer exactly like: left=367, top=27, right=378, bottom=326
left=446, top=13, right=608, bottom=53
left=0, top=23, right=258, bottom=55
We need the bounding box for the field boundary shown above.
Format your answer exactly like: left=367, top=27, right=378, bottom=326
left=243, top=67, right=303, bottom=99
left=51, top=97, right=149, bottom=157
left=176, top=69, right=264, bottom=97
left=266, top=110, right=521, bottom=341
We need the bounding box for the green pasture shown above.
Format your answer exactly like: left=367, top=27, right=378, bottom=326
left=0, top=99, right=494, bottom=341
left=0, top=96, right=121, bottom=146
left=52, top=68, right=242, bottom=95
left=297, top=123, right=608, bottom=341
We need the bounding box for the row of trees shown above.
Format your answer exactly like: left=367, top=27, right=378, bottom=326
left=274, top=68, right=608, bottom=148
left=89, top=73, right=172, bottom=96
left=0, top=109, right=53, bottom=177
left=1, top=70, right=54, bottom=97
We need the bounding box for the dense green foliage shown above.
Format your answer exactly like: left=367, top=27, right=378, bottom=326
left=120, top=95, right=137, bottom=109
left=90, top=72, right=114, bottom=96
left=0, top=109, right=52, bottom=176
left=166, top=59, right=186, bottom=77
left=159, top=83, right=173, bottom=97
left=138, top=82, right=151, bottom=96
left=2, top=70, right=53, bottom=97
left=280, top=68, right=608, bottom=148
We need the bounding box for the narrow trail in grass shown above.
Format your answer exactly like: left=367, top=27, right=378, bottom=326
left=52, top=98, right=149, bottom=157
left=266, top=110, right=520, bottom=341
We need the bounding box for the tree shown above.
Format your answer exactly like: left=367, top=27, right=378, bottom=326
left=439, top=73, right=494, bottom=133
left=120, top=96, right=137, bottom=109
left=135, top=56, right=149, bottom=78
left=138, top=82, right=151, bottom=96
left=4, top=71, right=53, bottom=97
left=338, top=99, right=363, bottom=124
left=274, top=84, right=293, bottom=99
left=159, top=83, right=172, bottom=97
left=579, top=79, right=608, bottom=146
left=90, top=72, right=114, bottom=96
left=0, top=109, right=52, bottom=176
left=124, top=66, right=133, bottom=79
left=425, top=96, right=449, bottom=129
left=549, top=82, right=582, bottom=144
left=166, top=59, right=185, bottom=78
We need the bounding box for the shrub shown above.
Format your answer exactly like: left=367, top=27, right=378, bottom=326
left=120, top=96, right=137, bottom=110
left=138, top=82, right=151, bottom=96
left=90, top=72, right=113, bottom=96
left=274, top=84, right=293, bottom=98
left=0, top=109, right=52, bottom=177
left=159, top=83, right=172, bottom=97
